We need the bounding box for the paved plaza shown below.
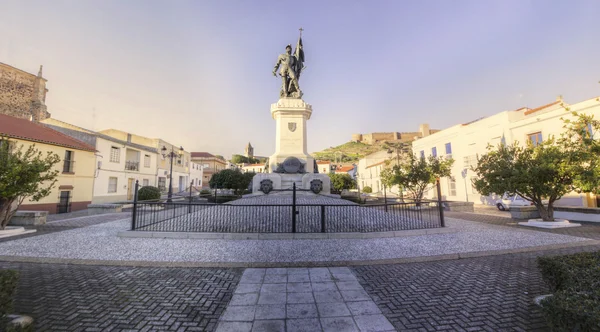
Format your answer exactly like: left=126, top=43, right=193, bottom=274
left=0, top=211, right=599, bottom=331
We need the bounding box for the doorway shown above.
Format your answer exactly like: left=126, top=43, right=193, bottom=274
left=58, top=191, right=71, bottom=214
left=127, top=178, right=135, bottom=200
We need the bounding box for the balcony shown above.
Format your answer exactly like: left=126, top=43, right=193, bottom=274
left=125, top=161, right=139, bottom=171
left=62, top=160, right=75, bottom=173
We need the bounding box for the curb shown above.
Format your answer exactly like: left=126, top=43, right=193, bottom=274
left=0, top=239, right=597, bottom=268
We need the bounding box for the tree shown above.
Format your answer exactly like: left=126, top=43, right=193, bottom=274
left=328, top=173, right=356, bottom=193
left=473, top=112, right=600, bottom=222
left=386, top=154, right=453, bottom=203
left=0, top=140, right=60, bottom=229
left=209, top=169, right=255, bottom=195
left=231, top=154, right=260, bottom=165
left=362, top=186, right=372, bottom=194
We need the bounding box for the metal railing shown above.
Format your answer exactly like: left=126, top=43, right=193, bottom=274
left=130, top=181, right=445, bottom=233
left=125, top=161, right=139, bottom=171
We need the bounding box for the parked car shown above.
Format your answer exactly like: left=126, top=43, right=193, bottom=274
left=496, top=193, right=547, bottom=211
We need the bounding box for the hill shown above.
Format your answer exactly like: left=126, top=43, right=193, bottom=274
left=312, top=141, right=385, bottom=163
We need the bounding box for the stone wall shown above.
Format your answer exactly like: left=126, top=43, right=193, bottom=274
left=0, top=62, right=50, bottom=121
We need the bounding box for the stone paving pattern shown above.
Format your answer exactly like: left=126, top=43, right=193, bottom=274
left=216, top=267, right=395, bottom=332
left=0, top=262, right=241, bottom=331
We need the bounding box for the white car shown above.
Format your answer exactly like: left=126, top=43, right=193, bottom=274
left=496, top=193, right=537, bottom=211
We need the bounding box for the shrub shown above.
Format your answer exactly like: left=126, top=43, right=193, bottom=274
left=137, top=186, right=161, bottom=201
left=207, top=195, right=239, bottom=203
left=537, top=251, right=600, bottom=331
left=362, top=186, right=372, bottom=194
left=200, top=189, right=211, bottom=195
left=0, top=270, right=19, bottom=329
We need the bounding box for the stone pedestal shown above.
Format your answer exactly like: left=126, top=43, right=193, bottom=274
left=269, top=98, right=314, bottom=173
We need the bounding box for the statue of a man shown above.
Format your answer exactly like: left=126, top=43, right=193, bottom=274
left=273, top=39, right=304, bottom=98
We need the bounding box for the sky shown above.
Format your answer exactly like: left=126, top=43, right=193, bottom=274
left=2, top=0, right=600, bottom=159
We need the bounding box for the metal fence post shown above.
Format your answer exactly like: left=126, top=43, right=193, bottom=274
left=214, top=187, right=218, bottom=204
left=292, top=183, right=297, bottom=233
left=131, top=180, right=139, bottom=230
left=188, top=181, right=193, bottom=214
left=436, top=178, right=445, bottom=227
left=321, top=205, right=326, bottom=233
left=383, top=184, right=388, bottom=212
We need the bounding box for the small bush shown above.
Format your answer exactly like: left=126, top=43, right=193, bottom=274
left=200, top=189, right=211, bottom=195
left=362, top=186, right=372, bottom=194
left=0, top=270, right=19, bottom=330
left=537, top=251, right=600, bottom=331
left=137, top=186, right=161, bottom=201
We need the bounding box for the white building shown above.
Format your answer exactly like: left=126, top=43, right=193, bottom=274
left=356, top=150, right=402, bottom=196
left=242, top=163, right=265, bottom=173
left=412, top=96, right=600, bottom=207
left=316, top=161, right=332, bottom=174
left=190, top=161, right=203, bottom=189
left=42, top=119, right=159, bottom=203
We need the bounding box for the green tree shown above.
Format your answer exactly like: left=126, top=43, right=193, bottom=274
left=560, top=111, right=600, bottom=193
left=0, top=140, right=60, bottom=229
left=328, top=173, right=356, bottom=193
left=386, top=154, right=453, bottom=203
left=231, top=154, right=260, bottom=165
left=362, top=186, right=372, bottom=194
left=209, top=169, right=255, bottom=195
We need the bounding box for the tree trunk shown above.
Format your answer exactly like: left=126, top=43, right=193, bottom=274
left=537, top=203, right=555, bottom=222
left=0, top=197, right=19, bottom=230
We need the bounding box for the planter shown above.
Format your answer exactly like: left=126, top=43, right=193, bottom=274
left=534, top=294, right=553, bottom=307
left=88, top=204, right=123, bottom=215
left=9, top=210, right=48, bottom=225
left=443, top=201, right=474, bottom=212
left=518, top=219, right=581, bottom=229
left=510, top=206, right=540, bottom=219
left=0, top=226, right=36, bottom=239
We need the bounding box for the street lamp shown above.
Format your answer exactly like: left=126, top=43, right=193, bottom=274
left=161, top=145, right=184, bottom=203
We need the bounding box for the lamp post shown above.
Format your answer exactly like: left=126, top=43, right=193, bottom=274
left=161, top=145, right=184, bottom=203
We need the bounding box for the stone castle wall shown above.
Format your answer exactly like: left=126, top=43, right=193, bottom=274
left=352, top=124, right=437, bottom=145
left=0, top=62, right=50, bottom=121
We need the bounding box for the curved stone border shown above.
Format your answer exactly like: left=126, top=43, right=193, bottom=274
left=0, top=240, right=597, bottom=268
left=117, top=227, right=457, bottom=240
left=0, top=226, right=36, bottom=239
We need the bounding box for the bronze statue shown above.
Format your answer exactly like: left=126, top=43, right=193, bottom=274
left=273, top=28, right=305, bottom=98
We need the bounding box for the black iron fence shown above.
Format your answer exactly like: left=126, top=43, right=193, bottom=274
left=130, top=181, right=445, bottom=233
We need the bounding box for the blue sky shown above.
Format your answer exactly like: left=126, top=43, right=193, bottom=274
left=2, top=0, right=599, bottom=158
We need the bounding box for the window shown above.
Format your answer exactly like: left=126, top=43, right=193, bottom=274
left=419, top=150, right=425, bottom=159
left=447, top=178, right=457, bottom=196
left=144, top=154, right=150, bottom=167
left=127, top=133, right=132, bottom=143
left=158, top=177, right=166, bottom=191
left=63, top=150, right=74, bottom=173
left=142, top=179, right=149, bottom=186
left=445, top=143, right=452, bottom=155
left=528, top=132, right=542, bottom=146
left=463, top=155, right=478, bottom=168
left=431, top=147, right=437, bottom=157
left=203, top=164, right=210, bottom=168
left=110, top=147, right=120, bottom=163
left=108, top=177, right=118, bottom=193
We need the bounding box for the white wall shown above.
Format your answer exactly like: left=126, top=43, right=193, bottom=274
left=190, top=162, right=204, bottom=188
left=411, top=97, right=600, bottom=206
left=93, top=137, right=158, bottom=203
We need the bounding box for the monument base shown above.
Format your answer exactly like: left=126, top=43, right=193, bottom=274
left=252, top=173, right=331, bottom=194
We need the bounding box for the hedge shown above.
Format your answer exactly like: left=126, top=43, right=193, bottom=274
left=537, top=251, right=600, bottom=331
left=207, top=195, right=239, bottom=204
left=0, top=270, right=22, bottom=331
left=138, top=186, right=161, bottom=201
left=362, top=186, right=372, bottom=194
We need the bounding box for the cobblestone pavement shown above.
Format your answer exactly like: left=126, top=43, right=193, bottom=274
left=217, top=267, right=394, bottom=332
left=0, top=262, right=241, bottom=331
left=446, top=210, right=600, bottom=240
left=1, top=213, right=130, bottom=244
left=353, top=244, right=600, bottom=332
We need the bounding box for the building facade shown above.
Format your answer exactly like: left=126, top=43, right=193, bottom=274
left=42, top=119, right=160, bottom=203
left=0, top=63, right=51, bottom=122
left=191, top=152, right=227, bottom=188
left=351, top=124, right=438, bottom=145
left=316, top=161, right=331, bottom=174
left=242, top=164, right=264, bottom=173
left=356, top=150, right=402, bottom=196
left=412, top=96, right=600, bottom=207
left=1, top=114, right=95, bottom=214
left=190, top=162, right=203, bottom=189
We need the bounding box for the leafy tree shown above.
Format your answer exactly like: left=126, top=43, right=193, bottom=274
left=473, top=111, right=600, bottom=222
left=0, top=140, right=60, bottom=229
left=386, top=154, right=453, bottom=203
left=328, top=173, right=356, bottom=193
left=209, top=169, right=255, bottom=195
left=231, top=154, right=260, bottom=164
left=362, top=186, right=372, bottom=194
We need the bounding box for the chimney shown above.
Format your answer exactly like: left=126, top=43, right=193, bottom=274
left=419, top=123, right=430, bottom=137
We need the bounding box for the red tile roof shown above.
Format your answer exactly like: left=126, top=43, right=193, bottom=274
left=0, top=114, right=95, bottom=151
left=191, top=152, right=215, bottom=158
left=524, top=100, right=561, bottom=116
left=335, top=166, right=355, bottom=172
left=316, top=161, right=331, bottom=164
